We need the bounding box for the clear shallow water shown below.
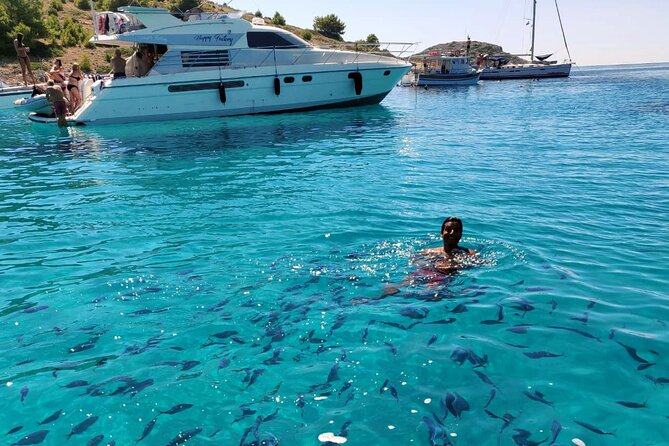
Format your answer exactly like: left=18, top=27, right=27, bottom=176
left=1, top=64, right=668, bottom=446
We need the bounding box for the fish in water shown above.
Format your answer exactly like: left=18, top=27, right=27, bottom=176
left=507, top=324, right=533, bottom=334
left=427, top=334, right=438, bottom=346
left=23, top=305, right=49, bottom=314
left=644, top=375, right=669, bottom=385
left=573, top=419, right=615, bottom=436
left=136, top=418, right=157, bottom=442
left=451, top=392, right=470, bottom=418
left=523, top=390, right=553, bottom=407
left=444, top=392, right=455, bottom=419
left=506, top=297, right=535, bottom=314
left=550, top=419, right=562, bottom=444
left=570, top=311, right=589, bottom=324
left=484, top=388, right=496, bottom=408
left=338, top=381, right=352, bottom=396
left=38, top=409, right=63, bottom=425
left=86, top=435, right=104, bottom=446
left=165, top=427, right=203, bottom=446
left=384, top=342, right=398, bottom=356
left=512, top=428, right=547, bottom=446
left=361, top=327, right=369, bottom=343
left=484, top=410, right=516, bottom=433
left=247, top=368, right=264, bottom=387
left=547, top=325, right=602, bottom=342
left=616, top=400, right=647, bottom=409
left=523, top=351, right=564, bottom=359
left=20, top=386, right=29, bottom=403
left=549, top=299, right=558, bottom=313
left=7, top=426, right=23, bottom=435
left=473, top=370, right=496, bottom=388
left=9, top=430, right=49, bottom=446
left=327, top=363, right=340, bottom=384
left=379, top=379, right=390, bottom=394
left=615, top=341, right=653, bottom=366
left=449, top=303, right=469, bottom=314
left=210, top=330, right=239, bottom=339
left=62, top=380, right=89, bottom=388
left=66, top=416, right=99, bottom=439
left=160, top=403, right=194, bottom=416
left=389, top=386, right=399, bottom=402
left=450, top=346, right=488, bottom=367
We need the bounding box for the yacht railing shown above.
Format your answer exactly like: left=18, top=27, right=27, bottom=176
left=149, top=45, right=415, bottom=75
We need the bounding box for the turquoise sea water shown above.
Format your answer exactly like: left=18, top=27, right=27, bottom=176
left=1, top=63, right=668, bottom=446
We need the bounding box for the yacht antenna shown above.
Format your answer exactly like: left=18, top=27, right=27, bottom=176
left=554, top=0, right=572, bottom=61
left=529, top=0, right=537, bottom=61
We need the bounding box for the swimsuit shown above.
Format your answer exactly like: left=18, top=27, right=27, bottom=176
left=67, top=75, right=81, bottom=91
left=53, top=100, right=67, bottom=116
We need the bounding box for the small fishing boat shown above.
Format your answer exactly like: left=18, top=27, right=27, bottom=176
left=414, top=53, right=481, bottom=86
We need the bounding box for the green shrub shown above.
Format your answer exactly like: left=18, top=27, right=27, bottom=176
left=313, top=14, right=346, bottom=40
left=78, top=54, right=92, bottom=71
left=50, top=0, right=64, bottom=11
left=301, top=30, right=312, bottom=41
left=76, top=0, right=90, bottom=9
left=271, top=12, right=285, bottom=26
left=96, top=63, right=111, bottom=74
left=254, top=10, right=262, bottom=17
left=59, top=18, right=89, bottom=47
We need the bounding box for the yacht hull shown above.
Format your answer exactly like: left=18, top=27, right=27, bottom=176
left=68, top=65, right=409, bottom=125
left=480, top=63, right=572, bottom=80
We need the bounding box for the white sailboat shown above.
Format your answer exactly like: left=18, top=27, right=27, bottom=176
left=480, top=0, right=572, bottom=80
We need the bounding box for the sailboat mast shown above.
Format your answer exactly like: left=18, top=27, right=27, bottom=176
left=529, top=0, right=537, bottom=61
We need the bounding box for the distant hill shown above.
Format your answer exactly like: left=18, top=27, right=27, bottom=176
left=415, top=40, right=527, bottom=64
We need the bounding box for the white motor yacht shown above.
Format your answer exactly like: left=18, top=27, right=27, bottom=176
left=31, top=7, right=411, bottom=125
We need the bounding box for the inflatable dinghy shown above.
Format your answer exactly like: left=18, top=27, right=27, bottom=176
left=14, top=94, right=53, bottom=115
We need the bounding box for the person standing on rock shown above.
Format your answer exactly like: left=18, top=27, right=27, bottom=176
left=14, top=33, right=36, bottom=86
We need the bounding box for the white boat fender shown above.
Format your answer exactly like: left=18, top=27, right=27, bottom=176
left=348, top=72, right=363, bottom=95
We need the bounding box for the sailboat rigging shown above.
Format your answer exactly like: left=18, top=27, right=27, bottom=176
left=479, top=0, right=573, bottom=80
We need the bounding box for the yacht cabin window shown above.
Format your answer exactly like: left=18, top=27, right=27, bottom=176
left=246, top=31, right=305, bottom=49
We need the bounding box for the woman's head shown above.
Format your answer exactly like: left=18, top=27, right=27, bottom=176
left=72, top=63, right=80, bottom=71
left=16, top=33, right=23, bottom=43
left=54, top=58, right=62, bottom=68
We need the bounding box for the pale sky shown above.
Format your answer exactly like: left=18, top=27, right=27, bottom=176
left=221, top=0, right=669, bottom=66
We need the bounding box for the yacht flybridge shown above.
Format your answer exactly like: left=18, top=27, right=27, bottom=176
left=33, top=7, right=411, bottom=125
